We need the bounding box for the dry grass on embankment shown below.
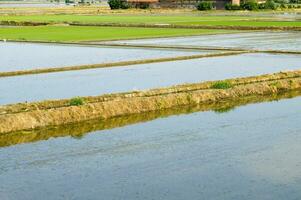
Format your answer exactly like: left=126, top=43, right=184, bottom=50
left=1, top=70, right=301, bottom=134
left=1, top=90, right=300, bottom=148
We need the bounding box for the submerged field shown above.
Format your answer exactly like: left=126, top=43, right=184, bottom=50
left=1, top=9, right=301, bottom=200
left=1, top=89, right=301, bottom=200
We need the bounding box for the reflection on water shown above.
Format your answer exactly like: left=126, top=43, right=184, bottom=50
left=1, top=53, right=301, bottom=105
left=245, top=137, right=301, bottom=184
left=0, top=3, right=68, bottom=7
left=1, top=90, right=301, bottom=200
left=0, top=42, right=204, bottom=72
left=1, top=90, right=300, bottom=148
left=113, top=32, right=301, bottom=51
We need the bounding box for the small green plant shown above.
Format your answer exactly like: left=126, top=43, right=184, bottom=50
left=197, top=1, right=215, bottom=10
left=211, top=81, right=233, bottom=89
left=70, top=97, right=85, bottom=106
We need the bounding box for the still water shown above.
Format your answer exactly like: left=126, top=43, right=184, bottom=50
left=0, top=3, right=68, bottom=8
left=111, top=32, right=301, bottom=51
left=0, top=93, right=301, bottom=199
left=0, top=42, right=206, bottom=72
left=0, top=53, right=300, bottom=105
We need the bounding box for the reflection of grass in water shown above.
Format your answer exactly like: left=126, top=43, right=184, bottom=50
left=213, top=106, right=235, bottom=114
left=1, top=90, right=301, bottom=148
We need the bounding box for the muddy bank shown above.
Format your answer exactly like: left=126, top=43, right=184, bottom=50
left=1, top=20, right=301, bottom=31
left=1, top=90, right=300, bottom=148
left=1, top=70, right=301, bottom=133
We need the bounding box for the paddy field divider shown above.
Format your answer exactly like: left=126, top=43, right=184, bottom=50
left=1, top=90, right=300, bottom=148
left=0, top=51, right=246, bottom=78
left=1, top=70, right=301, bottom=134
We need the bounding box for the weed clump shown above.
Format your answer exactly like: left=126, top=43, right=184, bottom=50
left=197, top=1, right=215, bottom=10
left=69, top=97, right=85, bottom=106
left=211, top=81, right=233, bottom=89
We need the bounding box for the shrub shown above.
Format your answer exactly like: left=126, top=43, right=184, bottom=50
left=138, top=3, right=150, bottom=9
left=70, top=97, right=85, bottom=106
left=121, top=2, right=130, bottom=9
left=108, top=0, right=129, bottom=9
left=280, top=3, right=287, bottom=8
left=241, top=0, right=259, bottom=10
left=258, top=3, right=266, bottom=8
left=290, top=0, right=301, bottom=3
left=211, top=81, right=233, bottom=89
left=264, top=0, right=279, bottom=9
left=225, top=3, right=242, bottom=10
left=274, top=0, right=289, bottom=3
left=197, top=1, right=214, bottom=10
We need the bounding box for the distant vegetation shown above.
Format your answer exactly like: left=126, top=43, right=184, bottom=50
left=2, top=15, right=301, bottom=28
left=197, top=1, right=215, bottom=10
left=225, top=0, right=301, bottom=10
left=108, top=0, right=130, bottom=9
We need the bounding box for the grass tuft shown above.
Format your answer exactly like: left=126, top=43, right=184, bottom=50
left=69, top=97, right=85, bottom=106
left=211, top=81, right=233, bottom=89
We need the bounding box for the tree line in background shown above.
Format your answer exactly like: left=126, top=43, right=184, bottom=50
left=108, top=0, right=301, bottom=10
left=197, top=0, right=301, bottom=10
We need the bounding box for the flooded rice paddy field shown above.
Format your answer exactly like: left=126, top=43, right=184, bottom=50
left=1, top=53, right=301, bottom=105
left=1, top=94, right=301, bottom=200
left=110, top=32, right=301, bottom=51
left=0, top=42, right=209, bottom=72
left=1, top=31, right=301, bottom=199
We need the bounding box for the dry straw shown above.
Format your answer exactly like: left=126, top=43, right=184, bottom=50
left=1, top=70, right=301, bottom=134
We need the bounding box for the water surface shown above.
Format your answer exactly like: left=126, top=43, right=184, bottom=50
left=0, top=42, right=205, bottom=72
left=0, top=93, right=301, bottom=200
left=0, top=3, right=68, bottom=7
left=111, top=32, right=301, bottom=51
left=0, top=53, right=300, bottom=105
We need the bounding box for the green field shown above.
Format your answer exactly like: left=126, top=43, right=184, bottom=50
left=0, top=26, right=235, bottom=42
left=1, top=14, right=301, bottom=27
